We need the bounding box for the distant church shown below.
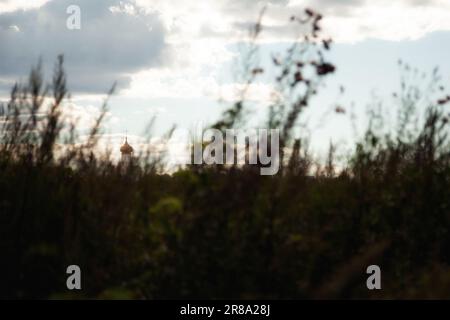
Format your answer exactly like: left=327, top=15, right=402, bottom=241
left=120, top=136, right=134, bottom=164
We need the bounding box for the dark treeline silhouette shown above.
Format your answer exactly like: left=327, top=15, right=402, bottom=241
left=1, top=9, right=450, bottom=299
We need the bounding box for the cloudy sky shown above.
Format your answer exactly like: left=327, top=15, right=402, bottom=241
left=1, top=0, right=450, bottom=161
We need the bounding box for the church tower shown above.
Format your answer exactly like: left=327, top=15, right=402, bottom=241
left=120, top=135, right=134, bottom=164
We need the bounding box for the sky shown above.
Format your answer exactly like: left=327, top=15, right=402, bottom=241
left=1, top=0, right=450, bottom=163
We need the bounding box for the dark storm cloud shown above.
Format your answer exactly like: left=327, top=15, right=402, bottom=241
left=0, top=0, right=167, bottom=94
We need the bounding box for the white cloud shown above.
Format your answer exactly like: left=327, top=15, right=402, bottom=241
left=0, top=0, right=50, bottom=13
left=135, top=0, right=450, bottom=43
left=122, top=37, right=235, bottom=99
left=316, top=0, right=450, bottom=43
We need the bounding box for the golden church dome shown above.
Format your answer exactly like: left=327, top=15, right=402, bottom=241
left=120, top=138, right=134, bottom=154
